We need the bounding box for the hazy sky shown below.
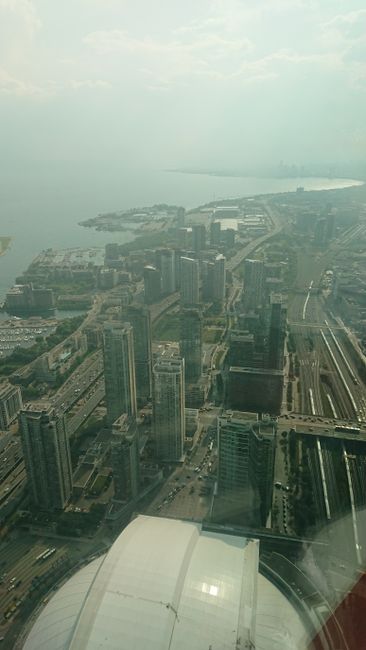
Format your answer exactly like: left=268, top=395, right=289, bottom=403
left=1, top=0, right=366, bottom=170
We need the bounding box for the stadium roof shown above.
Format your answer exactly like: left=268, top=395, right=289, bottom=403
left=23, top=516, right=310, bottom=650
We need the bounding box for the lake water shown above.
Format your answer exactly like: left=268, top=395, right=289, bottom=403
left=0, top=163, right=363, bottom=300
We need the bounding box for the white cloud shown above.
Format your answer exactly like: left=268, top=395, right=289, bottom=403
left=0, top=0, right=41, bottom=37
left=68, top=79, right=112, bottom=90
left=0, top=0, right=41, bottom=78
left=83, top=29, right=252, bottom=57
left=322, top=9, right=366, bottom=46
left=0, top=66, right=43, bottom=95
left=83, top=28, right=254, bottom=85
left=84, top=24, right=344, bottom=90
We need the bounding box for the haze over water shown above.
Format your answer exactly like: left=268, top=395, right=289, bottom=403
left=0, top=164, right=362, bottom=300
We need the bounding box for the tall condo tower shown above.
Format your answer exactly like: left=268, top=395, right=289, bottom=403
left=243, top=259, right=264, bottom=311
left=180, top=307, right=203, bottom=383
left=124, top=305, right=152, bottom=406
left=157, top=249, right=176, bottom=295
left=111, top=414, right=140, bottom=502
left=103, top=322, right=137, bottom=425
left=153, top=357, right=185, bottom=461
left=19, top=403, right=72, bottom=511
left=217, top=412, right=275, bottom=524
left=267, top=295, right=287, bottom=371
left=213, top=254, right=226, bottom=306
left=143, top=265, right=161, bottom=304
left=180, top=257, right=199, bottom=306
left=192, top=224, right=206, bottom=253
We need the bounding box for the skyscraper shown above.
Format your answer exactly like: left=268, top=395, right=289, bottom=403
left=243, top=259, right=264, bottom=311
left=153, top=357, right=185, bottom=461
left=19, top=403, right=72, bottom=511
left=177, top=206, right=185, bottom=227
left=210, top=220, right=221, bottom=247
left=212, top=254, right=226, bottom=306
left=192, top=224, right=206, bottom=253
left=217, top=412, right=275, bottom=524
left=124, top=305, right=152, bottom=406
left=201, top=260, right=214, bottom=301
left=157, top=249, right=176, bottom=295
left=143, top=265, right=161, bottom=304
left=227, top=331, right=255, bottom=368
left=103, top=322, right=137, bottom=425
left=180, top=307, right=203, bottom=383
left=267, top=295, right=287, bottom=371
left=111, top=414, right=139, bottom=502
left=180, top=257, right=199, bottom=306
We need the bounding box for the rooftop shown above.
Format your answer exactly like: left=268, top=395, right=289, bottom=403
left=23, top=515, right=310, bottom=650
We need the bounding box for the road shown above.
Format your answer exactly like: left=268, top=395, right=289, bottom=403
left=0, top=535, right=68, bottom=642
left=145, top=407, right=221, bottom=522
left=0, top=529, right=110, bottom=649
left=272, top=437, right=291, bottom=535
left=226, top=202, right=284, bottom=273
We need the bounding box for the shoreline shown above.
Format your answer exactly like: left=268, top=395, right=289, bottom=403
left=1, top=177, right=365, bottom=302
left=79, top=178, right=365, bottom=235
left=168, top=169, right=365, bottom=186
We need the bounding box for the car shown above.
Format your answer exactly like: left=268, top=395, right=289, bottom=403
left=274, top=481, right=282, bottom=488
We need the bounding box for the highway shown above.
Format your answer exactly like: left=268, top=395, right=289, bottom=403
left=149, top=291, right=180, bottom=323
left=52, top=351, right=103, bottom=412
left=0, top=536, right=69, bottom=635
left=0, top=440, right=26, bottom=521
left=226, top=203, right=284, bottom=273
left=66, top=379, right=105, bottom=438
left=0, top=530, right=105, bottom=647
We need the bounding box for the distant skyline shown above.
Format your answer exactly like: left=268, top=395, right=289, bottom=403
left=1, top=0, right=366, bottom=172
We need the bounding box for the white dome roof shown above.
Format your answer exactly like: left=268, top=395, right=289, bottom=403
left=23, top=516, right=310, bottom=650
